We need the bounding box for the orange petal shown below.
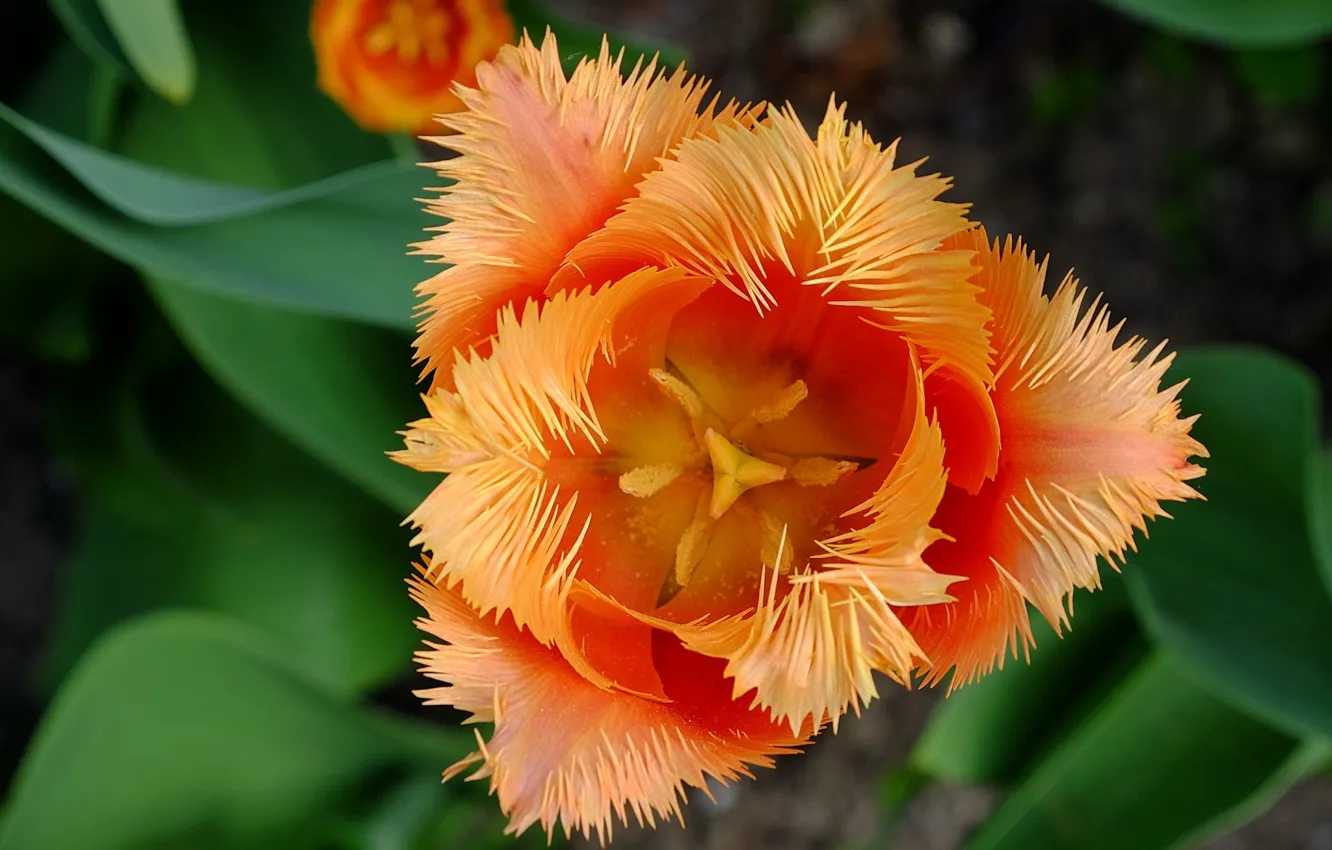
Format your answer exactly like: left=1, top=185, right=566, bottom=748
left=411, top=578, right=806, bottom=842
left=666, top=369, right=961, bottom=732
left=413, top=31, right=761, bottom=389
left=559, top=99, right=998, bottom=488
left=905, top=229, right=1208, bottom=686
left=394, top=268, right=707, bottom=642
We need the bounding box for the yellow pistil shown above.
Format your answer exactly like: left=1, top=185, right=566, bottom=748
left=704, top=429, right=787, bottom=519
left=363, top=0, right=452, bottom=64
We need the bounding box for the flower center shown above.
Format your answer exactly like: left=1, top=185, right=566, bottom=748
left=617, top=368, right=859, bottom=592
left=363, top=0, right=453, bottom=64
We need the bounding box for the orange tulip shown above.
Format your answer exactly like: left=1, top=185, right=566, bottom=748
left=311, top=0, right=512, bottom=134
left=396, top=33, right=1207, bottom=841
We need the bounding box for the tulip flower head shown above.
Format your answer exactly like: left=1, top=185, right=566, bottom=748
left=394, top=33, right=1207, bottom=842
left=311, top=0, right=513, bottom=133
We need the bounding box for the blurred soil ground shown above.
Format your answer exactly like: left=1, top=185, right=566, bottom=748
left=2, top=0, right=1332, bottom=847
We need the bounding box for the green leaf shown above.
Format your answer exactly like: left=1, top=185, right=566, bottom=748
left=1174, top=737, right=1332, bottom=848
left=95, top=0, right=195, bottom=103
left=148, top=278, right=428, bottom=513
left=0, top=108, right=424, bottom=327
left=1310, top=449, right=1332, bottom=598
left=2, top=101, right=272, bottom=224
left=2, top=612, right=469, bottom=850
left=46, top=0, right=130, bottom=74
left=1125, top=346, right=1332, bottom=740
left=324, top=770, right=556, bottom=850
left=116, top=0, right=387, bottom=187
left=912, top=583, right=1146, bottom=785
left=0, top=191, right=103, bottom=361
left=966, top=652, right=1300, bottom=850
left=18, top=39, right=104, bottom=142
left=43, top=364, right=418, bottom=694
left=1097, top=0, right=1332, bottom=47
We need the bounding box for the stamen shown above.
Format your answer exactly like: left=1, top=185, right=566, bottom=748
left=674, top=494, right=715, bottom=587
left=732, top=379, right=808, bottom=440
left=704, top=429, right=787, bottom=519
left=791, top=457, right=859, bottom=487
left=648, top=368, right=706, bottom=420
left=618, top=463, right=683, bottom=498
left=751, top=379, right=809, bottom=424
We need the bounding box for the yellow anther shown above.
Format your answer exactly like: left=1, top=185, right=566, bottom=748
left=751, top=379, right=809, bottom=424
left=790, top=456, right=859, bottom=487
left=732, top=379, right=808, bottom=440
left=674, top=516, right=712, bottom=587
left=648, top=368, right=706, bottom=420
left=618, top=463, right=682, bottom=499
left=704, top=429, right=787, bottom=519
left=673, top=493, right=714, bottom=588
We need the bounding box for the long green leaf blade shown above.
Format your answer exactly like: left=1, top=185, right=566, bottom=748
left=95, top=0, right=196, bottom=103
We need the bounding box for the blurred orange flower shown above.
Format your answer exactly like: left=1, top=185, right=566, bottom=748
left=311, top=0, right=512, bottom=134
left=396, top=33, right=1207, bottom=841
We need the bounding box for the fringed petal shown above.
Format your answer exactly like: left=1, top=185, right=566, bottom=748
left=905, top=229, right=1208, bottom=685
left=394, top=268, right=708, bottom=641
left=411, top=578, right=806, bottom=843
left=413, top=31, right=762, bottom=388
left=560, top=98, right=998, bottom=488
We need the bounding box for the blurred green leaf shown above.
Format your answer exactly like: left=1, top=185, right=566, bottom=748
left=1097, top=0, right=1332, bottom=47
left=508, top=0, right=688, bottom=71
left=95, top=0, right=195, bottom=103
left=1126, top=346, right=1332, bottom=740
left=325, top=769, right=556, bottom=850
left=1173, top=737, right=1332, bottom=848
left=149, top=278, right=427, bottom=513
left=1231, top=46, right=1323, bottom=110
left=330, top=771, right=453, bottom=850
left=912, top=583, right=1146, bottom=785
left=19, top=39, right=104, bottom=141
left=0, top=191, right=102, bottom=361
left=118, top=0, right=387, bottom=187
left=0, top=108, right=425, bottom=327
left=2, top=101, right=273, bottom=223
left=1313, top=450, right=1332, bottom=597
left=102, top=0, right=435, bottom=511
left=44, top=365, right=417, bottom=694
left=2, top=612, right=469, bottom=850
left=4, top=100, right=425, bottom=228
left=46, top=0, right=130, bottom=74
left=966, top=652, right=1299, bottom=850
left=86, top=62, right=122, bottom=146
